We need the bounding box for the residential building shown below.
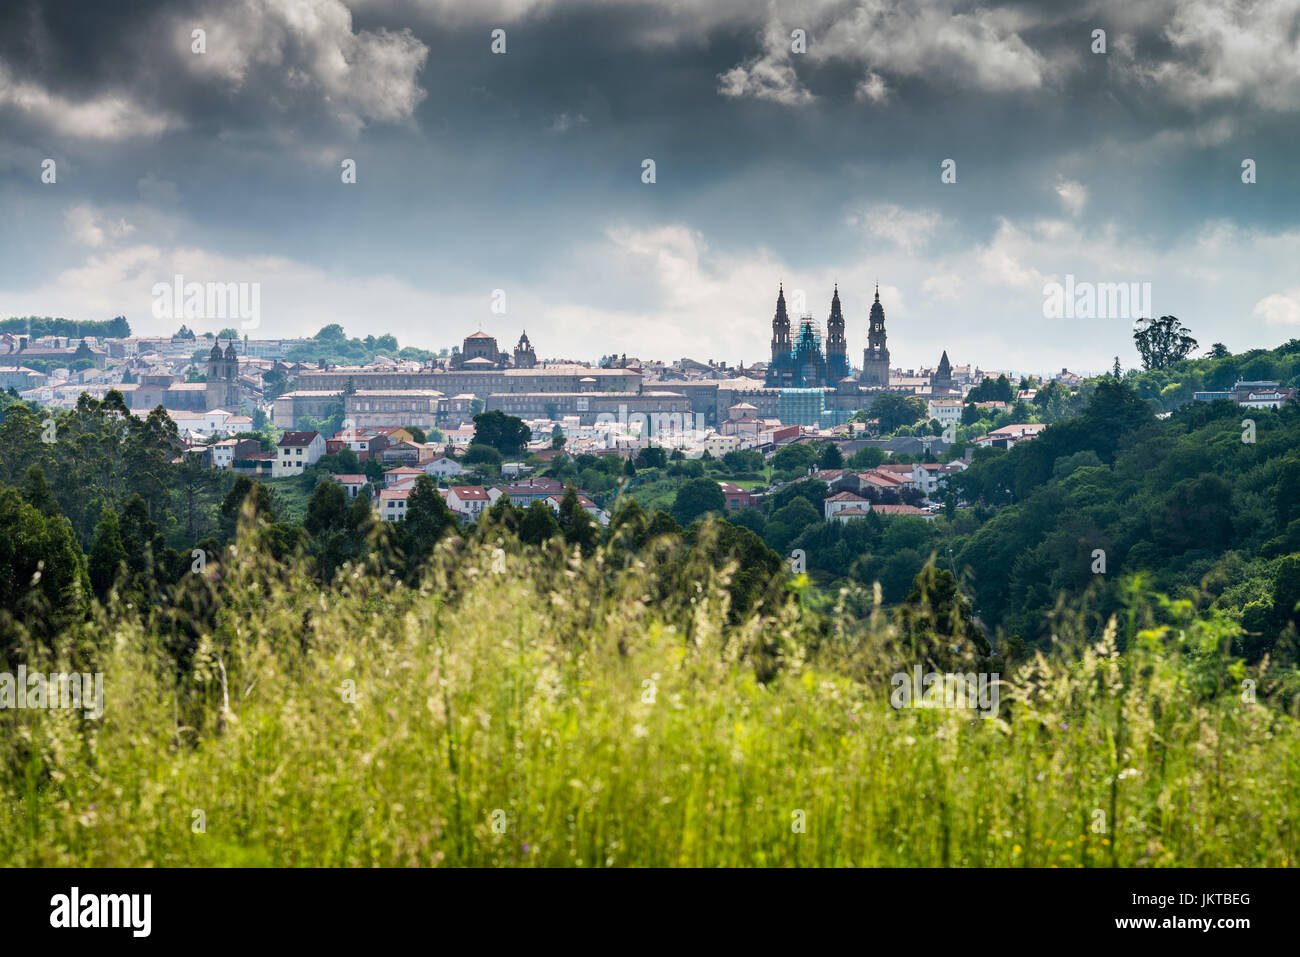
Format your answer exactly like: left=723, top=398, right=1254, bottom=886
left=377, top=488, right=409, bottom=522
left=489, top=478, right=566, bottom=508
left=446, top=485, right=491, bottom=520
left=718, top=481, right=759, bottom=511
left=831, top=505, right=872, bottom=524
left=824, top=490, right=871, bottom=520
left=332, top=474, right=370, bottom=499
left=274, top=431, right=326, bottom=477
left=926, top=397, right=963, bottom=427
left=424, top=455, right=464, bottom=479
left=384, top=466, right=424, bottom=487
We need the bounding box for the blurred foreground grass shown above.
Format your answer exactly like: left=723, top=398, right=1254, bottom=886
left=2, top=527, right=1297, bottom=867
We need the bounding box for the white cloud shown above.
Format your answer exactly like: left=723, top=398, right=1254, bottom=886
left=0, top=64, right=176, bottom=140
left=855, top=203, right=942, bottom=252
left=717, top=20, right=816, bottom=106
left=1255, top=291, right=1300, bottom=326
left=853, top=72, right=889, bottom=103
left=922, top=273, right=964, bottom=301
left=718, top=0, right=1052, bottom=106
left=1120, top=0, right=1300, bottom=110
left=65, top=205, right=135, bottom=248
left=178, top=0, right=428, bottom=132
left=1055, top=179, right=1087, bottom=217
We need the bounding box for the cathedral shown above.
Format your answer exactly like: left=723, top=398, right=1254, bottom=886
left=514, top=331, right=537, bottom=369
left=205, top=339, right=243, bottom=410
left=763, top=283, right=885, bottom=390
left=449, top=330, right=538, bottom=370
left=861, top=285, right=890, bottom=388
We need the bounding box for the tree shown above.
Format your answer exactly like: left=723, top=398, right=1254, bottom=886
left=403, top=476, right=456, bottom=573
left=472, top=410, right=531, bottom=456
left=0, top=486, right=86, bottom=640
left=464, top=444, right=502, bottom=468
left=557, top=485, right=599, bottom=551
left=772, top=442, right=817, bottom=474
left=407, top=426, right=426, bottom=444
left=87, top=509, right=127, bottom=599
left=1112, top=356, right=1122, bottom=379
left=519, top=499, right=561, bottom=545
left=848, top=446, right=886, bottom=470
left=672, top=477, right=725, bottom=527
left=1208, top=343, right=1230, bottom=360
left=722, top=449, right=764, bottom=473
left=1133, top=315, right=1198, bottom=371
left=869, top=393, right=928, bottom=433
left=895, top=562, right=990, bottom=669
left=818, top=442, right=844, bottom=470
left=220, top=476, right=275, bottom=536
left=551, top=426, right=566, bottom=450
left=966, top=375, right=1014, bottom=404
left=20, top=464, right=56, bottom=515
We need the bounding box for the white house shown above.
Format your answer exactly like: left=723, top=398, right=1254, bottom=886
left=913, top=461, right=967, bottom=498
left=210, top=438, right=239, bottom=469
left=831, top=505, right=873, bottom=524
left=926, top=397, right=963, bottom=428
left=274, top=431, right=326, bottom=477
left=422, top=455, right=464, bottom=479
left=384, top=466, right=425, bottom=487
left=446, top=485, right=490, bottom=520
left=331, top=473, right=370, bottom=499
left=377, top=487, right=409, bottom=521
left=824, top=490, right=870, bottom=521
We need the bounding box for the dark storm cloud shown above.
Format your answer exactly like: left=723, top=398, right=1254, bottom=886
left=1, top=0, right=1298, bottom=367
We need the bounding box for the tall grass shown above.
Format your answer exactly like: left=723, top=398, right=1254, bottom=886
left=2, top=526, right=1297, bottom=867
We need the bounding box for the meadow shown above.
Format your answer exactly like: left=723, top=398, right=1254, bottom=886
left=2, top=526, right=1297, bottom=867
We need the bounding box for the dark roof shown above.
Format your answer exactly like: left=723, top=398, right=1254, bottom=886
left=278, top=431, right=321, bottom=447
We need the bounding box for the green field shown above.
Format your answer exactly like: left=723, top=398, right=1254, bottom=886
left=3, top=531, right=1296, bottom=867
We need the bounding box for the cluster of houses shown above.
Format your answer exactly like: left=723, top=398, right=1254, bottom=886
left=184, top=424, right=466, bottom=478
left=362, top=473, right=607, bottom=526
left=717, top=459, right=971, bottom=526
left=815, top=463, right=967, bottom=523
left=185, top=422, right=607, bottom=526
left=1193, top=379, right=1298, bottom=409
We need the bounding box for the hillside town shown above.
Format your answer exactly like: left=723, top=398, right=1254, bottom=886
left=3, top=287, right=1293, bottom=526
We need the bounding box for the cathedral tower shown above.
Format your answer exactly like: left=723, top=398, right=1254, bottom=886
left=860, top=285, right=890, bottom=388
left=932, top=350, right=954, bottom=394
left=513, top=331, right=537, bottom=369
left=826, top=284, right=850, bottom=382
left=205, top=338, right=242, bottom=411
left=770, top=283, right=792, bottom=365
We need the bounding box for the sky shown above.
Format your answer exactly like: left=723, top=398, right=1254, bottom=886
left=1, top=0, right=1298, bottom=375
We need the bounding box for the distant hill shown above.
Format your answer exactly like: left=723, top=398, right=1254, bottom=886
left=0, top=315, right=130, bottom=338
